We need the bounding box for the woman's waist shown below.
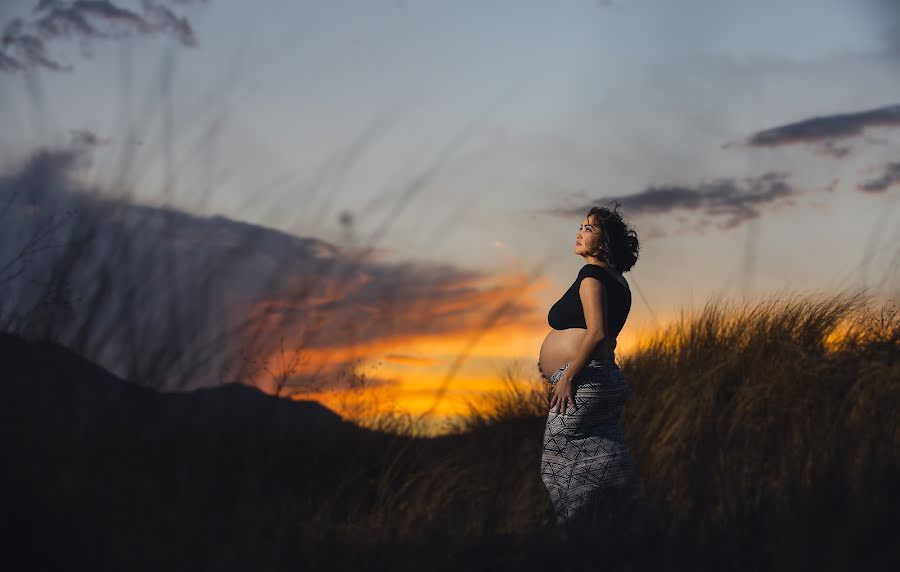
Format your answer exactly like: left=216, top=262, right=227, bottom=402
left=548, top=356, right=622, bottom=384
left=588, top=349, right=616, bottom=361
left=583, top=350, right=617, bottom=367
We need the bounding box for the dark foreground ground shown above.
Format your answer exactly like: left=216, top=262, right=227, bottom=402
left=1, top=295, right=898, bottom=571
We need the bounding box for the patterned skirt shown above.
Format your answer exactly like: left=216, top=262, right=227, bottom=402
left=540, top=354, right=641, bottom=528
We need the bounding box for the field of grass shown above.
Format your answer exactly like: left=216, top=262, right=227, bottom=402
left=3, top=291, right=897, bottom=571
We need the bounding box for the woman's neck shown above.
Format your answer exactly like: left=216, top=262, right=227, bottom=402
left=582, top=256, right=612, bottom=270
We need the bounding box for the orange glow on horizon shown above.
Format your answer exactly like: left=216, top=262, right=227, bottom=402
left=281, top=324, right=655, bottom=434
left=243, top=267, right=667, bottom=433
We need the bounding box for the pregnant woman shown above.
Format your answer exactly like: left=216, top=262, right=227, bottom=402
left=538, top=202, right=642, bottom=531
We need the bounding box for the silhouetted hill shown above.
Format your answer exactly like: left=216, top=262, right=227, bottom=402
left=0, top=331, right=351, bottom=436
left=0, top=333, right=556, bottom=571
left=0, top=334, right=399, bottom=571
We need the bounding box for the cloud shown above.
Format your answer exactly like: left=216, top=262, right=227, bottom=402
left=0, top=0, right=208, bottom=73
left=0, top=144, right=543, bottom=396
left=732, top=103, right=900, bottom=157
left=68, top=128, right=109, bottom=147
left=857, top=161, right=900, bottom=194
left=382, top=354, right=442, bottom=367
left=554, top=172, right=801, bottom=233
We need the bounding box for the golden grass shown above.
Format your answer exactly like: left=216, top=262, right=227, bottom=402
left=327, top=291, right=900, bottom=560
left=4, top=290, right=897, bottom=570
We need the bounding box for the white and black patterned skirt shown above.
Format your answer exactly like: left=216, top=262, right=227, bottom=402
left=540, top=356, right=642, bottom=527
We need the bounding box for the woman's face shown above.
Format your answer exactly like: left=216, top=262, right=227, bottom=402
left=575, top=215, right=603, bottom=258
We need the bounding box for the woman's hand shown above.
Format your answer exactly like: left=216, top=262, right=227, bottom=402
left=549, top=374, right=577, bottom=414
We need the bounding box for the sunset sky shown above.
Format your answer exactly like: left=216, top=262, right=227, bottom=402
left=1, top=0, right=898, bottom=428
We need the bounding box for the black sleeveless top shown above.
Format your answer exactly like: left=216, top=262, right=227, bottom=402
left=547, top=264, right=632, bottom=339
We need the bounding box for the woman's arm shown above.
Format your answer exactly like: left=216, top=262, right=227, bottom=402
left=549, top=276, right=607, bottom=413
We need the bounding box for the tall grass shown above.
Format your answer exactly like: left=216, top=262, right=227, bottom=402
left=618, top=291, right=899, bottom=567
left=236, top=292, right=900, bottom=570
left=323, top=291, right=899, bottom=568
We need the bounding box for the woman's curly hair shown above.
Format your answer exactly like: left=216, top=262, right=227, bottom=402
left=585, top=201, right=640, bottom=272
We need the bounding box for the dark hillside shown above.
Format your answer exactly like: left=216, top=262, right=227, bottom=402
left=0, top=333, right=567, bottom=571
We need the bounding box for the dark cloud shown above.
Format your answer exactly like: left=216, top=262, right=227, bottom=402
left=555, top=172, right=800, bottom=233
left=69, top=128, right=109, bottom=147
left=0, top=145, right=539, bottom=395
left=736, top=103, right=900, bottom=157
left=383, top=354, right=441, bottom=367
left=0, top=0, right=208, bottom=73
left=857, top=161, right=900, bottom=194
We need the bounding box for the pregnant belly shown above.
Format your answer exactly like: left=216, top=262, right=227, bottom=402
left=538, top=329, right=616, bottom=380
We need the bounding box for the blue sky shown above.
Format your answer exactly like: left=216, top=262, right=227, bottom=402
left=1, top=0, right=898, bottom=418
